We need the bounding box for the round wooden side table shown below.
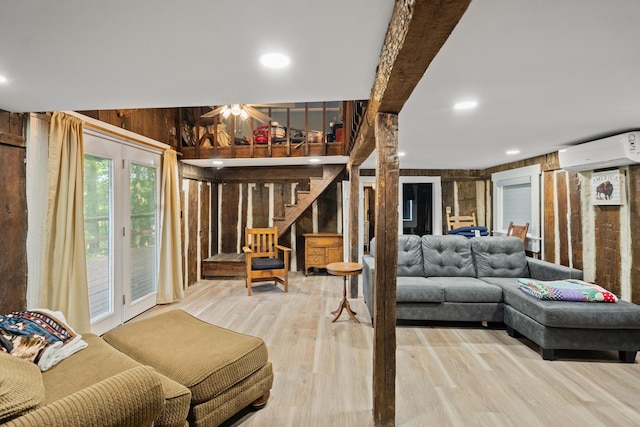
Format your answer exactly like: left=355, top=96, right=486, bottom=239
left=326, top=261, right=363, bottom=323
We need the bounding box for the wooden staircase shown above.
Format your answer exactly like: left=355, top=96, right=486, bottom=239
left=274, top=164, right=345, bottom=237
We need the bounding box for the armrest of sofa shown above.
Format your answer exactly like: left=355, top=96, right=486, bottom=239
left=5, top=365, right=164, bottom=427
left=527, top=257, right=583, bottom=281
left=362, top=255, right=375, bottom=318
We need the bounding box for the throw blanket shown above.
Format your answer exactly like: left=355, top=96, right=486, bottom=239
left=448, top=226, right=489, bottom=239
left=518, top=278, right=618, bottom=303
left=0, top=309, right=88, bottom=371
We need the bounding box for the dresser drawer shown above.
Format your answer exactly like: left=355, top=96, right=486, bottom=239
left=306, top=247, right=326, bottom=256
left=306, top=255, right=326, bottom=265
left=306, top=237, right=342, bottom=248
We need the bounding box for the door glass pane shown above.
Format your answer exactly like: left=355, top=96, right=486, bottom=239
left=84, top=155, right=112, bottom=321
left=402, top=183, right=433, bottom=235
left=130, top=163, right=157, bottom=301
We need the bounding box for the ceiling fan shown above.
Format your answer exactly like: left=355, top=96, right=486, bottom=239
left=200, top=103, right=295, bottom=123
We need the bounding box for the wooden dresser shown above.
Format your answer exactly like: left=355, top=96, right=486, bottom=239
left=303, top=233, right=343, bottom=276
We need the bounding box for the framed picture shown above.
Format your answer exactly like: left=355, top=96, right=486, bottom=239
left=591, top=170, right=625, bottom=205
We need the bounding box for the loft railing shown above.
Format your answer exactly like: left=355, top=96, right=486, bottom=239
left=179, top=101, right=366, bottom=161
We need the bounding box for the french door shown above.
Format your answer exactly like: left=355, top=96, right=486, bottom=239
left=84, top=129, right=160, bottom=335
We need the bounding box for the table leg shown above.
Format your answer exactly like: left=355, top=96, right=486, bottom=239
left=331, top=275, right=359, bottom=323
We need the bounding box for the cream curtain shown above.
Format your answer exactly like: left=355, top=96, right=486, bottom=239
left=157, top=149, right=184, bottom=304
left=43, top=112, right=90, bottom=333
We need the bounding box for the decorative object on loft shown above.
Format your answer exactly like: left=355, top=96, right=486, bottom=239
left=201, top=104, right=272, bottom=122
left=591, top=169, right=625, bottom=205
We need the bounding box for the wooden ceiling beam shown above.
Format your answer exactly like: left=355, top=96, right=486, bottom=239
left=348, top=0, right=472, bottom=169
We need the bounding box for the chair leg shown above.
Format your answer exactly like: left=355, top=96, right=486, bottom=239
left=247, top=277, right=252, bottom=296
left=284, top=273, right=288, bottom=293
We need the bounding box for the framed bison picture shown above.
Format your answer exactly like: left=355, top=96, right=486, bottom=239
left=591, top=170, right=625, bottom=205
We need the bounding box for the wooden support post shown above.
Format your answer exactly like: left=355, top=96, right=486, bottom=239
left=373, top=112, right=398, bottom=427
left=348, top=0, right=471, bottom=170
left=349, top=164, right=360, bottom=298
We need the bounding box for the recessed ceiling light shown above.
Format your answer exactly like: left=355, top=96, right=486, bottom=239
left=212, top=160, right=223, bottom=165
left=558, top=148, right=567, bottom=153
left=506, top=149, right=520, bottom=155
left=0, top=75, right=7, bottom=84
left=309, top=158, right=320, bottom=163
left=453, top=100, right=478, bottom=110
left=398, top=151, right=406, bottom=157
left=260, top=53, right=290, bottom=69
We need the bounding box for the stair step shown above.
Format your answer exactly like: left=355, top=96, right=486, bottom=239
left=273, top=216, right=285, bottom=221
left=275, top=164, right=346, bottom=237
left=284, top=203, right=297, bottom=208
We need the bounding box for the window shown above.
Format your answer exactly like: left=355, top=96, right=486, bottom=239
left=492, top=165, right=541, bottom=252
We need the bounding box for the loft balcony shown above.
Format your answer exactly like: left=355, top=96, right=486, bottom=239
left=179, top=101, right=366, bottom=161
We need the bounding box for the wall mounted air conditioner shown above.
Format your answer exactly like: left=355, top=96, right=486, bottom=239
left=558, top=131, right=640, bottom=171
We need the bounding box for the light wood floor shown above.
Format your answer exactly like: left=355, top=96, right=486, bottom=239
left=142, top=272, right=640, bottom=427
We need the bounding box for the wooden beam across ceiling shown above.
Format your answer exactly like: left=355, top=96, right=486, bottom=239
left=348, top=0, right=472, bottom=170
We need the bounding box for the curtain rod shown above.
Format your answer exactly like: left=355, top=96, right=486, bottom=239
left=63, top=111, right=178, bottom=154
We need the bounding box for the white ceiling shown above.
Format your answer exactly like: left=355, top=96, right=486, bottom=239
left=2, top=1, right=640, bottom=170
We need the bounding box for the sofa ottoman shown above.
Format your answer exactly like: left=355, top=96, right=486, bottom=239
left=488, top=277, right=640, bottom=362
left=103, top=309, right=274, bottom=427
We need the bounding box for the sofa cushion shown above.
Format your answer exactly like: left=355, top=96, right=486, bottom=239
left=422, top=235, right=475, bottom=277
left=371, top=235, right=424, bottom=277
left=423, top=277, right=503, bottom=303
left=396, top=276, right=444, bottom=303
left=42, top=333, right=191, bottom=427
left=0, top=351, right=45, bottom=423
left=471, top=236, right=529, bottom=278
left=397, top=235, right=424, bottom=276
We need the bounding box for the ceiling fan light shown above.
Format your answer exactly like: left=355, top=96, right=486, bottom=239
left=230, top=104, right=242, bottom=116
left=239, top=108, right=250, bottom=120
left=220, top=106, right=231, bottom=119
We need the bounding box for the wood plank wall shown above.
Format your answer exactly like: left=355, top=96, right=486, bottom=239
left=489, top=152, right=639, bottom=303
left=178, top=166, right=344, bottom=284
left=362, top=156, right=638, bottom=303
left=2, top=108, right=636, bottom=306
left=79, top=109, right=181, bottom=149
left=363, top=169, right=487, bottom=234
left=0, top=112, right=27, bottom=314
left=630, top=165, right=640, bottom=304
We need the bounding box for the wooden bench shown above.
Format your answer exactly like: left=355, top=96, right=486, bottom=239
left=202, top=253, right=246, bottom=278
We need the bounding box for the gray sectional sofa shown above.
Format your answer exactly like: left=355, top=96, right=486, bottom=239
left=362, top=235, right=640, bottom=362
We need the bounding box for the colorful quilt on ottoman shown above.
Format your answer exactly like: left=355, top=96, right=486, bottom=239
left=518, top=278, right=618, bottom=303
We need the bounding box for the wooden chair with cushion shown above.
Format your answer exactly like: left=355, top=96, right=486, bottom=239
left=507, top=221, right=529, bottom=242
left=446, top=212, right=477, bottom=231
left=243, top=227, right=291, bottom=296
